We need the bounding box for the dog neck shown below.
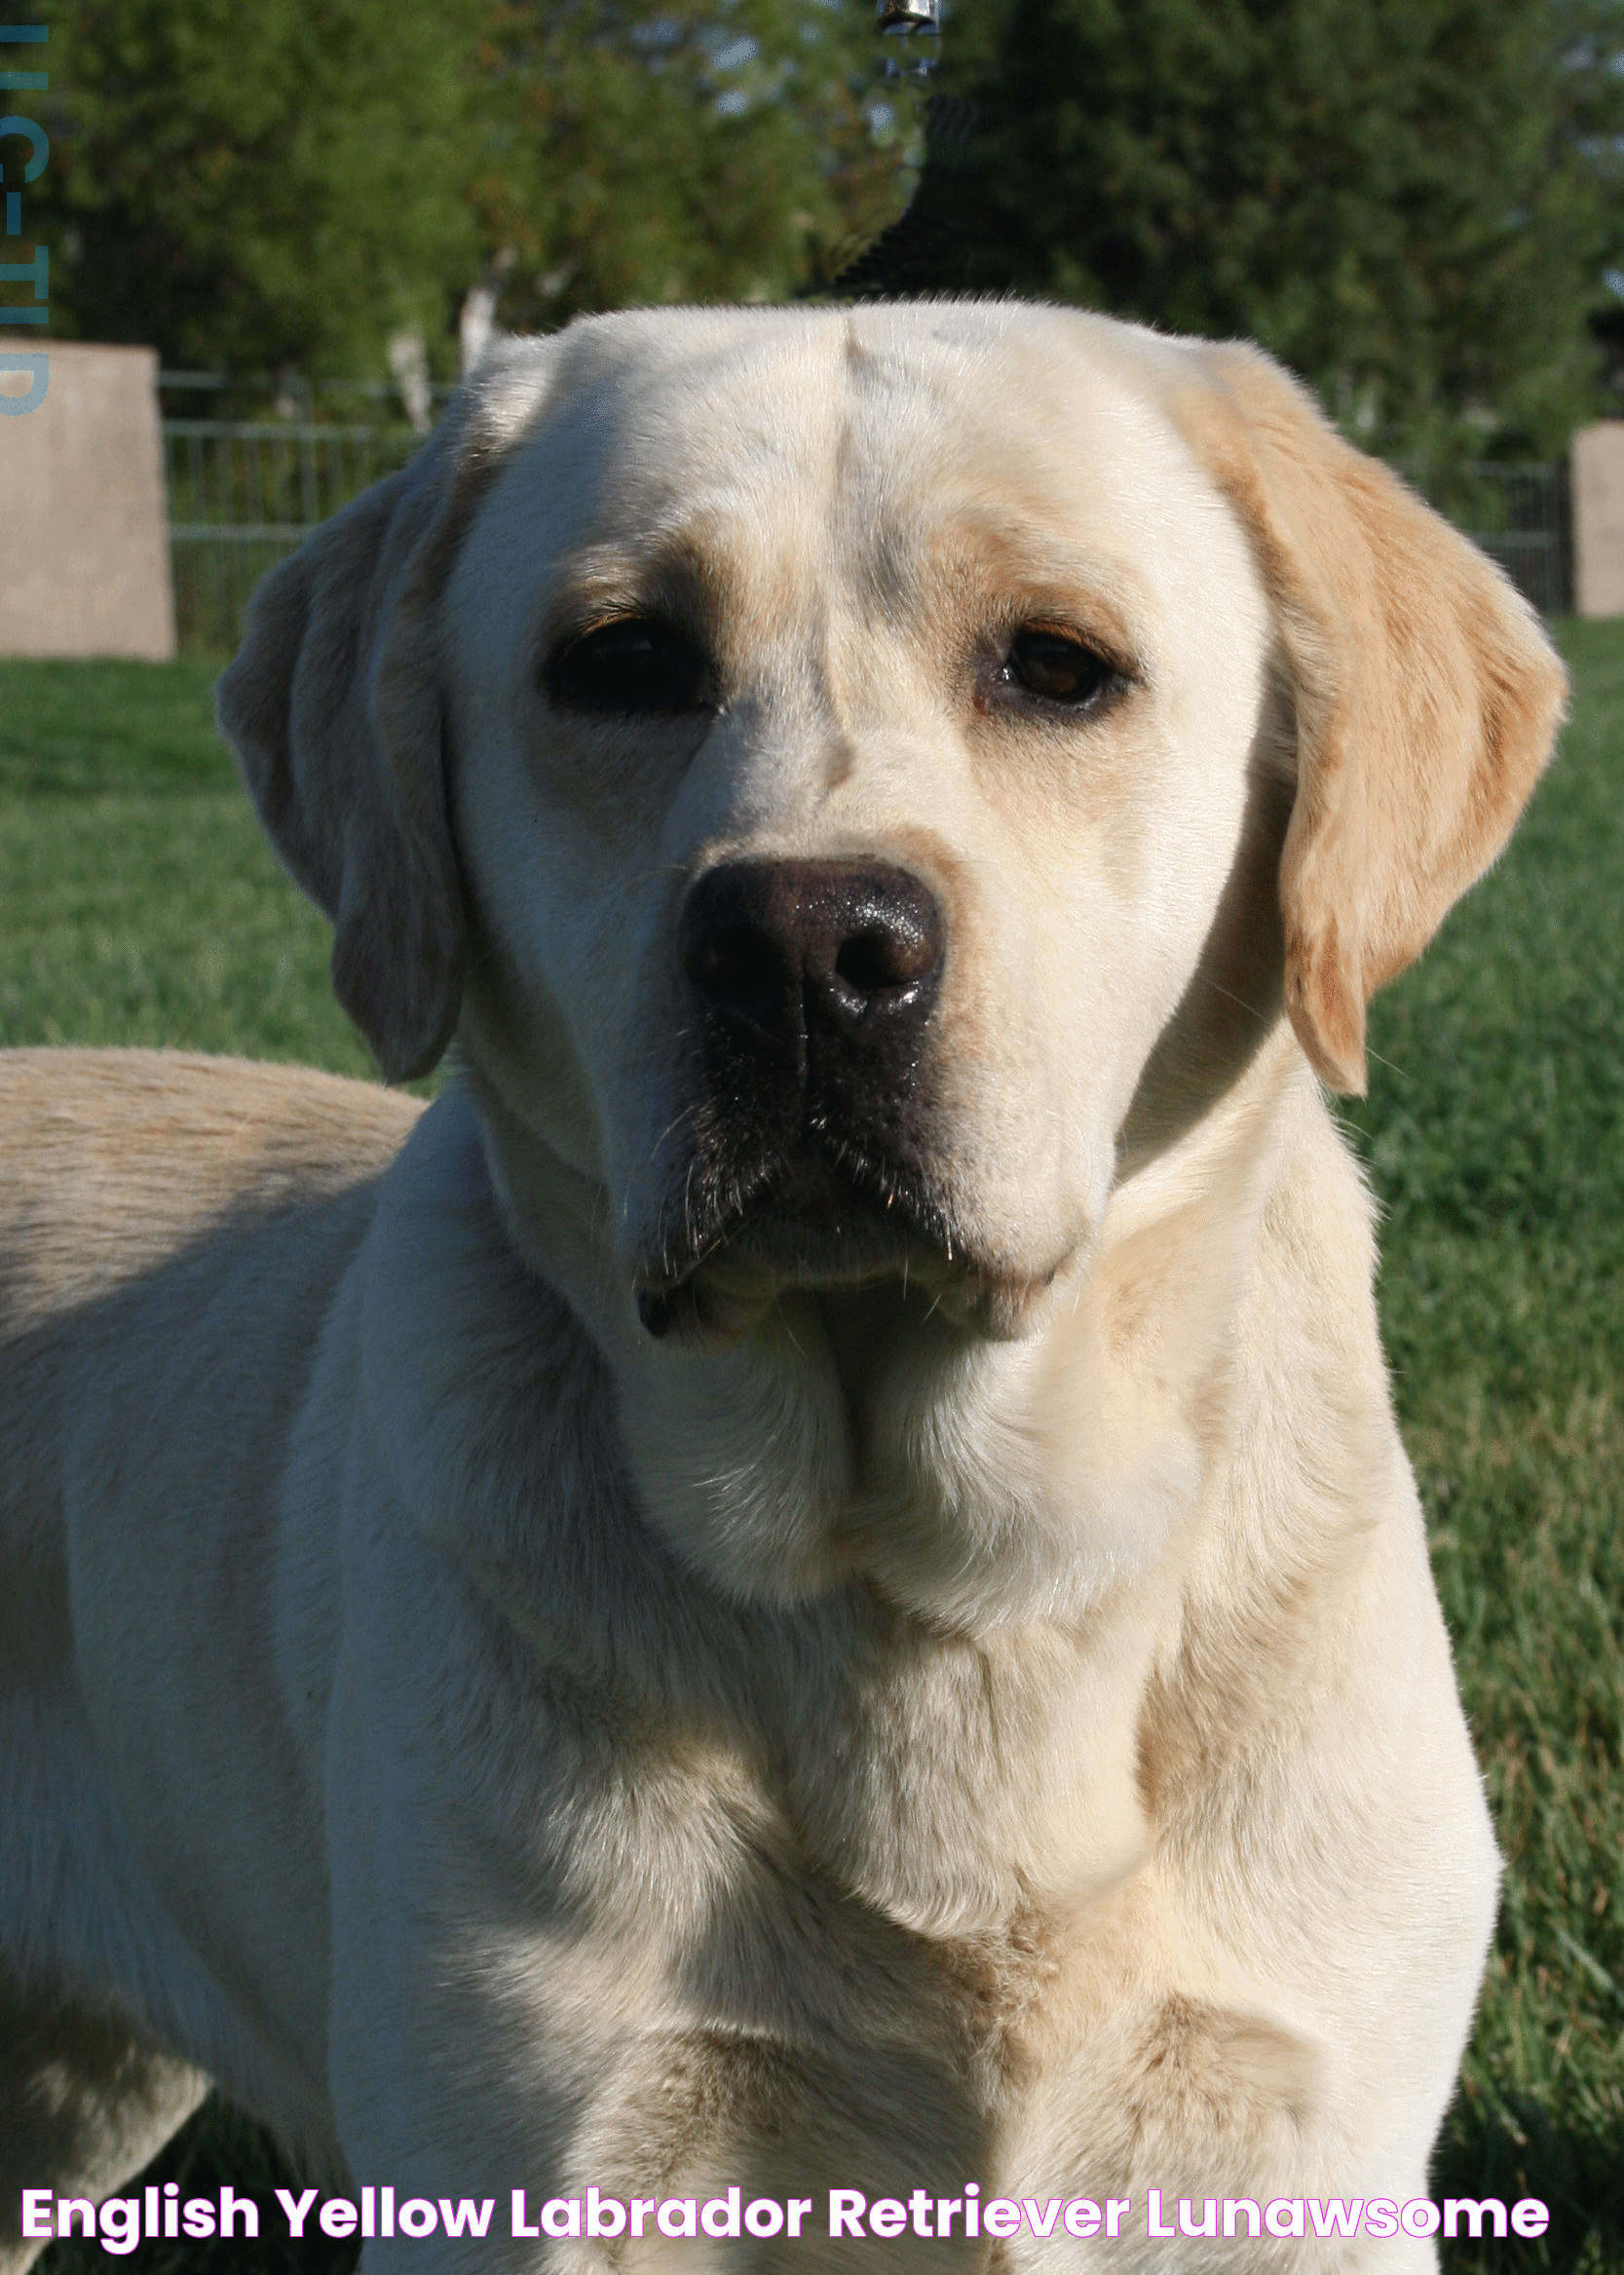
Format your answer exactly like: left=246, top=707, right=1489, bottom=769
left=366, top=1030, right=1357, bottom=1939
left=455, top=1025, right=1307, bottom=1638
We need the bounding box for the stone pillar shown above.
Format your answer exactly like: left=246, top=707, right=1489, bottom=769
left=1570, top=422, right=1624, bottom=621
left=0, top=342, right=176, bottom=658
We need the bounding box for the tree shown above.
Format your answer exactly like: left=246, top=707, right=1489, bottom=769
left=28, top=0, right=486, bottom=377
left=26, top=0, right=902, bottom=379
left=464, top=0, right=901, bottom=331
left=962, top=0, right=1624, bottom=461
left=27, top=0, right=1621, bottom=463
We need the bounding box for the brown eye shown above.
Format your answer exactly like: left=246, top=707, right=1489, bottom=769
left=546, top=617, right=712, bottom=716
left=1002, top=629, right=1116, bottom=708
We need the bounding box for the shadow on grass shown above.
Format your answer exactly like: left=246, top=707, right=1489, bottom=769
left=1435, top=2090, right=1623, bottom=2272
left=35, top=2099, right=357, bottom=2275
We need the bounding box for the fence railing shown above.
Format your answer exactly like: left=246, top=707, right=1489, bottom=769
left=1426, top=461, right=1570, bottom=618
left=164, top=417, right=425, bottom=654
left=158, top=375, right=1573, bottom=652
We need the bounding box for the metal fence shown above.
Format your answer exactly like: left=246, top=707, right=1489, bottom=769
left=160, top=371, right=457, bottom=654
left=1429, top=461, right=1571, bottom=618
left=164, top=417, right=427, bottom=654
left=158, top=374, right=1574, bottom=652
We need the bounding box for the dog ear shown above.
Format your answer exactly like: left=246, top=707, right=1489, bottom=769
left=215, top=394, right=501, bottom=1083
left=1163, top=341, right=1567, bottom=1094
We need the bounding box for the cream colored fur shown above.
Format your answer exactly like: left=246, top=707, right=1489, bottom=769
left=0, top=304, right=1566, bottom=2271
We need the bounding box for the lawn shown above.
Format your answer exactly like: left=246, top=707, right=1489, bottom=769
left=2, top=631, right=1620, bottom=2272
left=0, top=659, right=377, bottom=1077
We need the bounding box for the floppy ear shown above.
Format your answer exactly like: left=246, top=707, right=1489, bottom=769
left=1164, top=341, right=1567, bottom=1094
left=215, top=393, right=499, bottom=1083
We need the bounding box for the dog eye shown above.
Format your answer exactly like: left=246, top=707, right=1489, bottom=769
left=546, top=618, right=712, bottom=716
left=1001, top=629, right=1116, bottom=708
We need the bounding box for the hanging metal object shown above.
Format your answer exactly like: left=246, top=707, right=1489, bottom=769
left=876, top=0, right=940, bottom=80
left=824, top=0, right=986, bottom=299
left=874, top=0, right=940, bottom=95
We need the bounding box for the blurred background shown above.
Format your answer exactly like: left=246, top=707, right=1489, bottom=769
left=23, top=0, right=1624, bottom=440
left=14, top=0, right=1624, bottom=643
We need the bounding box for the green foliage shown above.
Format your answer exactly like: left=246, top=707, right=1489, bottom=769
left=4, top=622, right=1622, bottom=2268
left=465, top=0, right=899, bottom=325
left=20, top=0, right=1624, bottom=456
left=24, top=0, right=898, bottom=377
left=25, top=0, right=486, bottom=377
left=965, top=0, right=1624, bottom=462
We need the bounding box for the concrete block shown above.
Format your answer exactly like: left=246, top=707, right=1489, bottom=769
left=1570, top=422, right=1624, bottom=621
left=0, top=342, right=176, bottom=659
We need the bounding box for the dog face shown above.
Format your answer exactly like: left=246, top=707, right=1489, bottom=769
left=437, top=308, right=1279, bottom=1339
left=217, top=302, right=1564, bottom=1614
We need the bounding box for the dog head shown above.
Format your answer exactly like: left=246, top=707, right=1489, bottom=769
left=217, top=304, right=1565, bottom=1612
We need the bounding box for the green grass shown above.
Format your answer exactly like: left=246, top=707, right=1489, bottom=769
left=1339, top=620, right=1624, bottom=2273
left=0, top=660, right=378, bottom=1076
left=3, top=638, right=1620, bottom=2270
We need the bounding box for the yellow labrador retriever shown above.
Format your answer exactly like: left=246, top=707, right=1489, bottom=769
left=1, top=304, right=1565, bottom=2269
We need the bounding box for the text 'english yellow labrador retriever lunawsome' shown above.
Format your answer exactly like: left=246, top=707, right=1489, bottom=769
left=0, top=304, right=1567, bottom=2270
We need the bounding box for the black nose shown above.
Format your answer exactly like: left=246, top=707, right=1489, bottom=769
left=679, top=858, right=945, bottom=1057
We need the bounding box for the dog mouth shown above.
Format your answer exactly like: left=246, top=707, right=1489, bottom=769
left=634, top=1123, right=981, bottom=1339
left=634, top=853, right=1073, bottom=1339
